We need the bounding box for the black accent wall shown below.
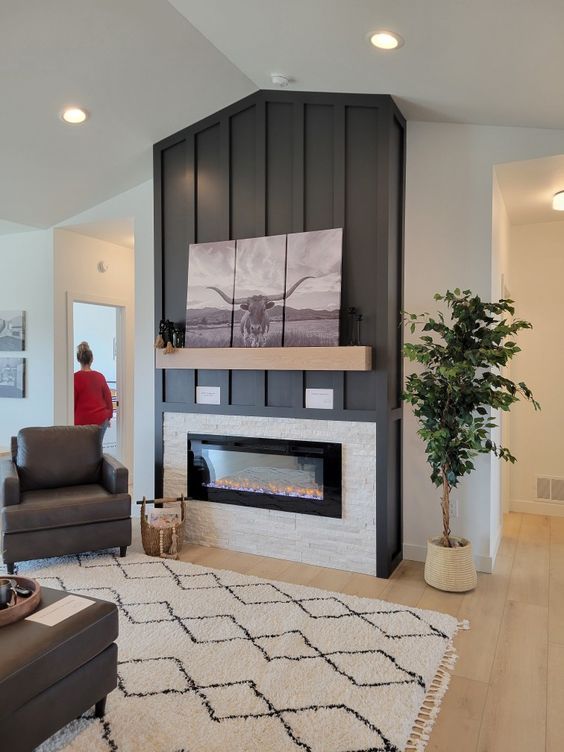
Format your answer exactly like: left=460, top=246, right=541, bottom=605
left=154, top=90, right=405, bottom=577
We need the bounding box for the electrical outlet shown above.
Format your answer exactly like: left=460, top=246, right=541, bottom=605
left=449, top=498, right=459, bottom=519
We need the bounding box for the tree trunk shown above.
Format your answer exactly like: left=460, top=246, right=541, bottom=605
left=440, top=467, right=452, bottom=547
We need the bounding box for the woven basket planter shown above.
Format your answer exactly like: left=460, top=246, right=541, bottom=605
left=424, top=537, right=477, bottom=592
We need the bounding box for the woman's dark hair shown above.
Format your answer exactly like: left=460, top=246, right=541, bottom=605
left=76, top=341, right=93, bottom=366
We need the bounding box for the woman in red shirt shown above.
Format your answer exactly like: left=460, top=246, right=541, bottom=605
left=74, top=341, right=114, bottom=439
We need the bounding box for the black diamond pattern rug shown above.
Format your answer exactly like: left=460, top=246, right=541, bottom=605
left=8, top=551, right=461, bottom=752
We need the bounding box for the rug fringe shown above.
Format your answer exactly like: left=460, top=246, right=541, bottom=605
left=405, top=620, right=469, bottom=752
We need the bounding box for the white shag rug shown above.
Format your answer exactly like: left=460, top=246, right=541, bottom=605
left=7, top=551, right=464, bottom=752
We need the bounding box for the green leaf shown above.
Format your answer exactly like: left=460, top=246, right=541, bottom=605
left=402, top=288, right=540, bottom=491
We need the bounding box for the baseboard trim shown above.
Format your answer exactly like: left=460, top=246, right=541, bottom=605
left=490, top=525, right=502, bottom=571
left=402, top=543, right=493, bottom=574
left=511, top=498, right=564, bottom=517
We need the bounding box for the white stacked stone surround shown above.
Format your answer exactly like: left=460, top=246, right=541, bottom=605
left=163, top=413, right=377, bottom=575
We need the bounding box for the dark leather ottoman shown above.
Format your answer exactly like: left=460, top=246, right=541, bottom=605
left=0, top=587, right=118, bottom=752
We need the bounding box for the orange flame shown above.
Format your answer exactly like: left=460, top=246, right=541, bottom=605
left=205, top=477, right=323, bottom=500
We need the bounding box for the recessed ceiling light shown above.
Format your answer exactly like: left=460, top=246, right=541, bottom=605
left=369, top=30, right=404, bottom=50
left=61, top=107, right=88, bottom=124
left=553, top=191, right=564, bottom=211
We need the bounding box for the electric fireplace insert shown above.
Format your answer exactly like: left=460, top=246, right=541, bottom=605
left=187, top=434, right=342, bottom=518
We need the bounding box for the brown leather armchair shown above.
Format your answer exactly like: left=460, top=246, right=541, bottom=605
left=0, top=426, right=131, bottom=574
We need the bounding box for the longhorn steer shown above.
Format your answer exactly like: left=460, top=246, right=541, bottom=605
left=208, top=276, right=313, bottom=347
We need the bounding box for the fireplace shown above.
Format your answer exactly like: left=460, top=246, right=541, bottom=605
left=187, top=434, right=342, bottom=518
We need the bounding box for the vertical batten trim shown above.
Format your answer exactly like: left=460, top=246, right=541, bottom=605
left=255, top=99, right=267, bottom=237
left=333, top=104, right=346, bottom=409
left=292, top=101, right=305, bottom=233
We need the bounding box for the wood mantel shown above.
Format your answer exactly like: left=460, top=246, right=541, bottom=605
left=155, top=346, right=372, bottom=371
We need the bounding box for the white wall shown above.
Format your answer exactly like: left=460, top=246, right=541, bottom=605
left=0, top=181, right=152, bottom=501
left=404, top=121, right=564, bottom=571
left=53, top=230, right=135, bottom=471
left=508, top=220, right=564, bottom=514
left=490, top=174, right=511, bottom=555
left=57, top=181, right=154, bottom=500
left=0, top=230, right=54, bottom=446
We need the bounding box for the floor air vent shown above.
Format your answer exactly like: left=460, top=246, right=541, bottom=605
left=551, top=478, right=564, bottom=502
left=536, top=476, right=564, bottom=502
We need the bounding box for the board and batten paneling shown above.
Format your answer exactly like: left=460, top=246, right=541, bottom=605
left=154, top=90, right=405, bottom=576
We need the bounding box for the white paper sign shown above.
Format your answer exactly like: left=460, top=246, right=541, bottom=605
left=26, top=595, right=94, bottom=626
left=305, top=388, right=334, bottom=410
left=196, top=386, right=221, bottom=405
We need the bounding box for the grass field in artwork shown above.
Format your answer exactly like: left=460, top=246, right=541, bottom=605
left=283, top=317, right=339, bottom=346
left=185, top=324, right=233, bottom=348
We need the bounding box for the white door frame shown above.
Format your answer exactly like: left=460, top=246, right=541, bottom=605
left=66, top=292, right=129, bottom=464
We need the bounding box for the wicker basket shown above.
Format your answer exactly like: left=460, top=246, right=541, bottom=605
left=424, top=537, right=477, bottom=592
left=140, top=496, right=186, bottom=559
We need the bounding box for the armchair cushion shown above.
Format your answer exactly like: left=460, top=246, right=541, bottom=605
left=101, top=454, right=128, bottom=495
left=0, top=459, right=20, bottom=507
left=1, top=484, right=131, bottom=534
left=16, top=426, right=103, bottom=492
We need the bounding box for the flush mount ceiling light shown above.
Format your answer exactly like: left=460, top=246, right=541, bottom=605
left=552, top=191, right=564, bottom=211
left=369, top=30, right=404, bottom=50
left=60, top=106, right=89, bottom=124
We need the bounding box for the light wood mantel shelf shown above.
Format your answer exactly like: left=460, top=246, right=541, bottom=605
left=155, top=346, right=372, bottom=372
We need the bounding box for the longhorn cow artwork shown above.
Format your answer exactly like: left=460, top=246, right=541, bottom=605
left=208, top=276, right=314, bottom=348
left=185, top=240, right=236, bottom=348
left=283, top=228, right=342, bottom=347
left=185, top=228, right=342, bottom=349
left=230, top=233, right=287, bottom=347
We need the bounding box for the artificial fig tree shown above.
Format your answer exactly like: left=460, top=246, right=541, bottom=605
left=403, top=289, right=540, bottom=548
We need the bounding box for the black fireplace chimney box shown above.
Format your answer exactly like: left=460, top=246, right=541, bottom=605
left=187, top=434, right=342, bottom=518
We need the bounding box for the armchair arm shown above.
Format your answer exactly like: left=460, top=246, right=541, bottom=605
left=0, top=459, right=20, bottom=507
left=101, top=454, right=129, bottom=495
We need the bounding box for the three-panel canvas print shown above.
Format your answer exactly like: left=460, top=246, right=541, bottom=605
left=185, top=228, right=342, bottom=348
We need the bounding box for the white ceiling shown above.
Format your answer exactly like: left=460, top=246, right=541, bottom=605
left=2, top=0, right=564, bottom=233
left=496, top=156, right=564, bottom=226
left=169, top=0, right=564, bottom=127
left=0, top=0, right=254, bottom=230
left=63, top=218, right=135, bottom=249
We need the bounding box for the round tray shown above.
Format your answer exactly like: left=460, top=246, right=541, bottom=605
left=0, top=576, right=41, bottom=627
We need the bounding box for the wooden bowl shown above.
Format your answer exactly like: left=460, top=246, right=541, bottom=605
left=0, top=576, right=41, bottom=627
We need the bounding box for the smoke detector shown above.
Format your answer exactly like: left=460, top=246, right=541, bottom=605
left=271, top=73, right=290, bottom=88
left=97, top=261, right=109, bottom=273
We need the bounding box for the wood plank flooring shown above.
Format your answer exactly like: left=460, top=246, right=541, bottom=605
left=167, top=512, right=562, bottom=751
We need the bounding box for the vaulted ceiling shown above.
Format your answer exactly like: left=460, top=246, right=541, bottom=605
left=0, top=0, right=254, bottom=230
left=2, top=0, right=563, bottom=232
left=170, top=0, right=564, bottom=128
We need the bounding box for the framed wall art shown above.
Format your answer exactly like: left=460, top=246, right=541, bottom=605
left=0, top=357, right=25, bottom=398
left=0, top=310, right=25, bottom=351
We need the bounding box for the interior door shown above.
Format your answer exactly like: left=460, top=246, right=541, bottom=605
left=72, top=301, right=121, bottom=456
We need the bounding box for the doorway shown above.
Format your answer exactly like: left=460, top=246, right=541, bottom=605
left=494, top=155, right=564, bottom=519
left=69, top=299, right=125, bottom=459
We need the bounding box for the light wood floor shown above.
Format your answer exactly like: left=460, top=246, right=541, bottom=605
left=168, top=513, right=562, bottom=751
